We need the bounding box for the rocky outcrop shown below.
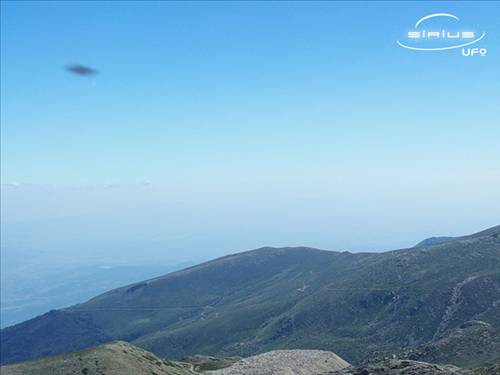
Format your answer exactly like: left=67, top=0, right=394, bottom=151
left=207, top=350, right=350, bottom=375
left=328, top=359, right=468, bottom=375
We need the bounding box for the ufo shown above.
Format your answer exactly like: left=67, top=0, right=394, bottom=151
left=65, top=64, right=98, bottom=76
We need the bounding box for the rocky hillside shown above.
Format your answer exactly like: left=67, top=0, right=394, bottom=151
left=404, top=319, right=500, bottom=368
left=329, top=359, right=468, bottom=375
left=0, top=342, right=350, bottom=375
left=207, top=350, right=350, bottom=375
left=2, top=226, right=499, bottom=368
left=0, top=341, right=196, bottom=375
left=1, top=342, right=497, bottom=375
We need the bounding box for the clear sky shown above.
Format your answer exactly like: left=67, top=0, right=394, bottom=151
left=1, top=1, right=499, bottom=263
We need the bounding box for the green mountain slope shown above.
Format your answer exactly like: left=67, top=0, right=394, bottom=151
left=1, top=226, right=499, bottom=368
left=405, top=318, right=500, bottom=368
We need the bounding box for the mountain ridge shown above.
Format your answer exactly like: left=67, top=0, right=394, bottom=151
left=1, top=225, right=499, bottom=368
left=414, top=226, right=500, bottom=248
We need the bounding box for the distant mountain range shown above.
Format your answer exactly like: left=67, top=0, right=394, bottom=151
left=1, top=226, right=499, bottom=369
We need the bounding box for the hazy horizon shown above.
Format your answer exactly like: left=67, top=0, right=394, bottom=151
left=2, top=181, right=498, bottom=266
left=2, top=1, right=500, bottom=265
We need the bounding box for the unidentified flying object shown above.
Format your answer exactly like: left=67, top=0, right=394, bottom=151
left=65, top=64, right=98, bottom=76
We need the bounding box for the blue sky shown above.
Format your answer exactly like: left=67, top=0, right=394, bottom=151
left=1, top=1, right=499, bottom=261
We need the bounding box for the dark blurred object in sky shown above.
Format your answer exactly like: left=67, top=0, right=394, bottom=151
left=65, top=64, right=98, bottom=76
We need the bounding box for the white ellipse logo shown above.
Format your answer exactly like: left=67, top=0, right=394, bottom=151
left=397, top=13, right=486, bottom=52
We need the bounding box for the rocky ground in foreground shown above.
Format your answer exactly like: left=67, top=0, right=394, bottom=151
left=327, top=360, right=500, bottom=375
left=329, top=360, right=467, bottom=375
left=206, top=349, right=350, bottom=375
left=0, top=341, right=196, bottom=375
left=1, top=341, right=499, bottom=375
